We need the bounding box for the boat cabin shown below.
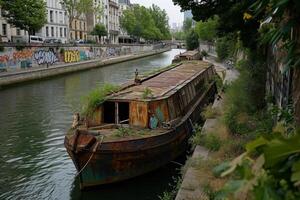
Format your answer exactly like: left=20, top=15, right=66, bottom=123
left=85, top=61, right=216, bottom=130
left=172, top=51, right=202, bottom=63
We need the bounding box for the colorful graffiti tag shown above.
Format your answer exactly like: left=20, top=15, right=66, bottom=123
left=33, top=50, right=59, bottom=65
left=64, top=50, right=80, bottom=63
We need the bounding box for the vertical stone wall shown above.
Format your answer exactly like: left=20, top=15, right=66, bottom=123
left=0, top=44, right=156, bottom=70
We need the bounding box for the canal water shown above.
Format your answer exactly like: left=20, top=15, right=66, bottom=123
left=0, top=49, right=185, bottom=200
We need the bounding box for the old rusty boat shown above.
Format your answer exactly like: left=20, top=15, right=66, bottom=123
left=64, top=61, right=217, bottom=189
left=172, top=50, right=202, bottom=63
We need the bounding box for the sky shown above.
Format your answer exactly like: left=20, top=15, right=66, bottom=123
left=130, top=0, right=184, bottom=26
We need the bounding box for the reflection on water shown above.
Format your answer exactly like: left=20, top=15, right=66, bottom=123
left=0, top=49, right=185, bottom=200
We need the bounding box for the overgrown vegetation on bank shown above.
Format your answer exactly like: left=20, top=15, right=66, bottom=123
left=172, top=0, right=300, bottom=198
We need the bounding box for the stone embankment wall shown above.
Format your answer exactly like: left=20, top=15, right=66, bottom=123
left=0, top=43, right=164, bottom=70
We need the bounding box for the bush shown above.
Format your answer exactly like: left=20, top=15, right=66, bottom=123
left=216, top=35, right=236, bottom=61
left=0, top=45, right=4, bottom=52
left=81, top=83, right=120, bottom=117
left=191, top=131, right=222, bottom=151
left=186, top=29, right=199, bottom=50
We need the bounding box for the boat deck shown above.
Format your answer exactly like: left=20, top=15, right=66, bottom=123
left=109, top=61, right=211, bottom=101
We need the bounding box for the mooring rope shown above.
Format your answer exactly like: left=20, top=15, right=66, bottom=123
left=75, top=135, right=104, bottom=178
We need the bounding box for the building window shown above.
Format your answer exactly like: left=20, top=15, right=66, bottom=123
left=51, top=27, right=54, bottom=37
left=56, top=27, right=58, bottom=37
left=50, top=10, right=53, bottom=22
left=2, top=24, right=7, bottom=36
left=60, top=27, right=62, bottom=37
left=64, top=28, right=66, bottom=37
left=46, top=26, right=49, bottom=37
left=16, top=28, right=21, bottom=36
left=80, top=21, right=82, bottom=30
left=84, top=22, right=86, bottom=31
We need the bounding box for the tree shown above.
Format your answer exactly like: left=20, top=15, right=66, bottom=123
left=120, top=4, right=173, bottom=41
left=195, top=16, right=219, bottom=42
left=149, top=4, right=171, bottom=40
left=186, top=29, right=199, bottom=50
left=60, top=0, right=94, bottom=32
left=0, top=0, right=47, bottom=41
left=91, top=24, right=107, bottom=43
left=183, top=18, right=193, bottom=32
left=172, top=31, right=185, bottom=40
left=173, top=0, right=260, bottom=49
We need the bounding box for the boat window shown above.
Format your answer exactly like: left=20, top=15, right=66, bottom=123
left=118, top=102, right=129, bottom=124
left=103, top=101, right=115, bottom=124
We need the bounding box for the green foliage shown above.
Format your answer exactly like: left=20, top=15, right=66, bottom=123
left=1, top=0, right=47, bottom=36
left=201, top=105, right=220, bottom=119
left=171, top=31, right=185, bottom=40
left=185, top=29, right=199, bottom=50
left=91, top=24, right=108, bottom=42
left=224, top=54, right=268, bottom=134
left=149, top=4, right=172, bottom=40
left=0, top=45, right=4, bottom=52
left=158, top=177, right=182, bottom=200
left=200, top=50, right=208, bottom=58
left=120, top=4, right=170, bottom=41
left=81, top=83, right=120, bottom=117
left=183, top=18, right=193, bottom=32
left=15, top=45, right=25, bottom=51
left=60, top=0, right=94, bottom=28
left=190, top=131, right=221, bottom=151
left=195, top=16, right=219, bottom=42
left=113, top=126, right=134, bottom=137
left=216, top=35, right=236, bottom=61
left=142, top=87, right=153, bottom=99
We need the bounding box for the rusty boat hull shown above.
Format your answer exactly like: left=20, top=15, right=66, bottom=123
left=64, top=83, right=217, bottom=189
left=64, top=61, right=218, bottom=189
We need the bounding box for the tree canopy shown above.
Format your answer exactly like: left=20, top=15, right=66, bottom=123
left=120, top=4, right=171, bottom=41
left=0, top=0, right=47, bottom=35
left=172, top=0, right=260, bottom=49
left=91, top=24, right=107, bottom=43
left=195, top=16, right=219, bottom=42
left=60, top=0, right=94, bottom=27
left=183, top=18, right=193, bottom=32
left=186, top=29, right=199, bottom=50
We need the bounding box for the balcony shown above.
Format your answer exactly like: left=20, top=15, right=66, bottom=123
left=109, top=0, right=119, bottom=8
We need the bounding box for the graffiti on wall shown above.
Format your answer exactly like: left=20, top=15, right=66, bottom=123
left=0, top=45, right=153, bottom=69
left=64, top=50, right=80, bottom=63
left=33, top=50, right=58, bottom=65
left=0, top=49, right=33, bottom=68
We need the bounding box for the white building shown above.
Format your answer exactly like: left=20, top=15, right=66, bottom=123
left=108, top=0, right=119, bottom=44
left=0, top=9, right=28, bottom=42
left=86, top=0, right=109, bottom=43
left=36, top=0, right=69, bottom=43
left=118, top=0, right=132, bottom=43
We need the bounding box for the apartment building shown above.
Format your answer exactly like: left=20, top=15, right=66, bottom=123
left=0, top=9, right=28, bottom=42
left=69, top=14, right=87, bottom=41
left=108, top=0, right=119, bottom=44
left=86, top=0, right=109, bottom=43
left=118, top=0, right=132, bottom=43
left=36, top=0, right=69, bottom=43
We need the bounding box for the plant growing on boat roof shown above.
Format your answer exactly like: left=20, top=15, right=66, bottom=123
left=81, top=83, right=120, bottom=117
left=142, top=87, right=154, bottom=99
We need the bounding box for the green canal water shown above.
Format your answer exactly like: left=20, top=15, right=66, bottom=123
left=0, top=49, right=186, bottom=200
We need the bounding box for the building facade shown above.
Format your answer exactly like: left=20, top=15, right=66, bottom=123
left=0, top=9, right=28, bottom=42
left=108, top=0, right=119, bottom=44
left=36, top=0, right=69, bottom=43
left=118, top=0, right=132, bottom=43
left=86, top=0, right=109, bottom=43
left=70, top=15, right=88, bottom=41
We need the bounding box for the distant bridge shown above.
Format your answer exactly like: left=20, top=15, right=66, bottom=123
left=162, top=40, right=186, bottom=49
